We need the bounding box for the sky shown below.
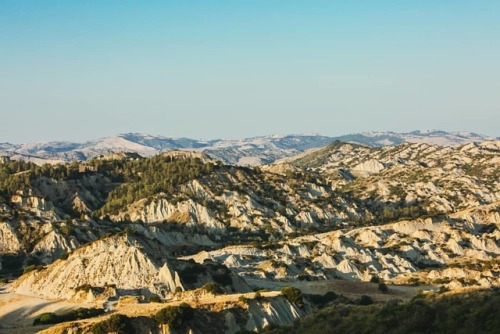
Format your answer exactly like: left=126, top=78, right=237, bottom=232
left=0, top=1, right=499, bottom=143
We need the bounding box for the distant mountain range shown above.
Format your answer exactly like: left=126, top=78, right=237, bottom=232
left=0, top=130, right=492, bottom=166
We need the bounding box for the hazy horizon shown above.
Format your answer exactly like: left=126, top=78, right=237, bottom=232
left=1, top=1, right=499, bottom=142
left=1, top=129, right=496, bottom=146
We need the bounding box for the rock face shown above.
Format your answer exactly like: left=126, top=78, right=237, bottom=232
left=0, top=217, right=100, bottom=267
left=12, top=234, right=184, bottom=300
left=10, top=190, right=60, bottom=220
left=244, top=297, right=308, bottom=332
left=0, top=222, right=20, bottom=253
left=120, top=197, right=226, bottom=231
left=185, top=203, right=500, bottom=289
left=351, top=159, right=385, bottom=177
left=109, top=172, right=368, bottom=237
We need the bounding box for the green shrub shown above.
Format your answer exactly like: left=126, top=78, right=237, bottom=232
left=149, top=295, right=162, bottom=303
left=281, top=286, right=304, bottom=307
left=179, top=264, right=206, bottom=284
left=238, top=295, right=249, bottom=304
left=34, top=313, right=58, bottom=325
left=33, top=308, right=105, bottom=326
left=359, top=295, right=374, bottom=305
left=91, top=314, right=133, bottom=334
left=378, top=283, right=389, bottom=293
left=212, top=271, right=233, bottom=286
left=23, top=264, right=38, bottom=275
left=155, top=303, right=194, bottom=328
left=307, top=291, right=338, bottom=306
left=202, top=282, right=224, bottom=295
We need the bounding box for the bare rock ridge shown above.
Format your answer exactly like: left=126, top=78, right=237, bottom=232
left=183, top=203, right=499, bottom=289
left=12, top=234, right=184, bottom=300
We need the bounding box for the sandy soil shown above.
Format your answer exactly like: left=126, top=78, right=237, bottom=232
left=0, top=283, right=97, bottom=334
left=0, top=282, right=280, bottom=334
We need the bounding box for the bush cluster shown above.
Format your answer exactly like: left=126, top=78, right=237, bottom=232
left=91, top=314, right=133, bottom=334
left=281, top=287, right=304, bottom=307
left=155, top=303, right=194, bottom=328
left=33, top=308, right=104, bottom=326
left=202, top=282, right=224, bottom=295
left=23, top=264, right=42, bottom=275
left=307, top=291, right=338, bottom=306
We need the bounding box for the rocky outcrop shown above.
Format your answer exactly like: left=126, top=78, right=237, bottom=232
left=116, top=197, right=227, bottom=231
left=10, top=190, right=61, bottom=220
left=351, top=159, right=385, bottom=177
left=11, top=234, right=184, bottom=300
left=31, top=230, right=80, bottom=263
left=288, top=140, right=500, bottom=216
left=243, top=297, right=308, bottom=332
left=185, top=203, right=500, bottom=288
left=0, top=222, right=20, bottom=253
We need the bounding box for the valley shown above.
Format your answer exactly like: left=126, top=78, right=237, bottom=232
left=0, top=137, right=498, bottom=333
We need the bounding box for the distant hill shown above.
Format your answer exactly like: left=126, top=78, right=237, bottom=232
left=0, top=130, right=491, bottom=165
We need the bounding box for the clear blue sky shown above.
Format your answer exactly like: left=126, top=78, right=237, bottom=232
left=1, top=1, right=499, bottom=143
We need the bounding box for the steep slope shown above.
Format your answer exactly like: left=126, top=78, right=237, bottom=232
left=11, top=233, right=184, bottom=300
left=0, top=153, right=374, bottom=281
left=284, top=140, right=500, bottom=220
left=184, top=203, right=500, bottom=289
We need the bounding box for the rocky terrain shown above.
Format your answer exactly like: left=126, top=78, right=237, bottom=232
left=184, top=203, right=499, bottom=290
left=0, top=138, right=498, bottom=333
left=0, top=130, right=491, bottom=166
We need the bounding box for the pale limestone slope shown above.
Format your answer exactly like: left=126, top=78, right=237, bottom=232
left=11, top=234, right=183, bottom=300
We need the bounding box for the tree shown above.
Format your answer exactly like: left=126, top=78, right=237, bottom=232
left=91, top=314, right=133, bottom=334
left=155, top=303, right=194, bottom=328
left=359, top=295, right=374, bottom=305
left=202, top=282, right=224, bottom=295
left=378, top=282, right=389, bottom=293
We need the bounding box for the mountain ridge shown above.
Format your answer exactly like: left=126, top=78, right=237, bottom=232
left=0, top=130, right=492, bottom=166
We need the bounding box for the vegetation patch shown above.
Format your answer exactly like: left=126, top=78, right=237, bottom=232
left=33, top=308, right=104, bottom=326
left=280, top=286, right=304, bottom=308
left=202, top=282, right=224, bottom=295
left=263, top=290, right=500, bottom=334
left=91, top=314, right=133, bottom=334
left=155, top=303, right=194, bottom=328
